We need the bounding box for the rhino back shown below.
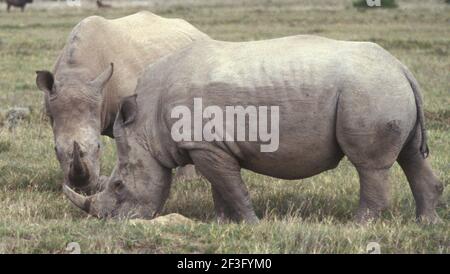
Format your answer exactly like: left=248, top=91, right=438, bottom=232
left=143, top=36, right=412, bottom=179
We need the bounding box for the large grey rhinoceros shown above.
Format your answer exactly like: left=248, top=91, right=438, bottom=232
left=36, top=11, right=208, bottom=193
left=64, top=36, right=443, bottom=224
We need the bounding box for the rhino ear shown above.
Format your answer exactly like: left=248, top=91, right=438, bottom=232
left=36, top=70, right=54, bottom=95
left=119, top=94, right=138, bottom=126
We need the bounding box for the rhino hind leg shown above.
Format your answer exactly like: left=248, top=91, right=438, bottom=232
left=337, top=125, right=405, bottom=223
left=188, top=147, right=259, bottom=224
left=336, top=109, right=410, bottom=223
left=335, top=85, right=422, bottom=223
left=397, top=127, right=443, bottom=224
left=354, top=167, right=391, bottom=224
left=212, top=186, right=241, bottom=223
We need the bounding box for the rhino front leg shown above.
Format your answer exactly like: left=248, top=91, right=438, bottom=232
left=189, top=147, right=258, bottom=224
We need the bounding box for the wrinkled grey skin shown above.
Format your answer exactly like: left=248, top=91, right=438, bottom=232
left=65, top=36, right=443, bottom=224
left=36, top=11, right=208, bottom=194
left=6, top=0, right=32, bottom=12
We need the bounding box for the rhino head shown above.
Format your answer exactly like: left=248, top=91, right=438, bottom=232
left=63, top=95, right=173, bottom=218
left=36, top=63, right=114, bottom=194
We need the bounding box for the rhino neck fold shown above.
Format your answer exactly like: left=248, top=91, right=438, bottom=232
left=138, top=97, right=183, bottom=170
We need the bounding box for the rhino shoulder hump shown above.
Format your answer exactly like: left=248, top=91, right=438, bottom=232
left=79, top=15, right=108, bottom=30
left=68, top=15, right=109, bottom=43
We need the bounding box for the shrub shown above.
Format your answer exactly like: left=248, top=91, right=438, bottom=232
left=353, top=0, right=398, bottom=8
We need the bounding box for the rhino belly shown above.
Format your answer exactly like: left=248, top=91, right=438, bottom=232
left=235, top=92, right=344, bottom=180
left=241, top=147, right=344, bottom=180
left=239, top=131, right=344, bottom=180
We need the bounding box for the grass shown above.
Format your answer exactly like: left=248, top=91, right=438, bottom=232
left=0, top=0, right=449, bottom=253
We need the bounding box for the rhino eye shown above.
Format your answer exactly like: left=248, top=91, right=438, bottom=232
left=113, top=180, right=123, bottom=191
left=111, top=180, right=125, bottom=197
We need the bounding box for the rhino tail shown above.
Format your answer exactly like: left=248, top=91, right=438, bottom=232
left=402, top=65, right=429, bottom=158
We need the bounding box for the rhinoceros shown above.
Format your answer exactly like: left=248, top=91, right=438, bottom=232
left=64, top=36, right=443, bottom=224
left=36, top=11, right=208, bottom=193
left=6, top=0, right=32, bottom=12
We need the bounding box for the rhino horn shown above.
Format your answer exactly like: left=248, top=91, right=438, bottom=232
left=68, top=141, right=90, bottom=187
left=63, top=184, right=93, bottom=214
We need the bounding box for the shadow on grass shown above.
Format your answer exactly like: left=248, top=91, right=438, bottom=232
left=161, top=179, right=356, bottom=223
left=253, top=191, right=356, bottom=223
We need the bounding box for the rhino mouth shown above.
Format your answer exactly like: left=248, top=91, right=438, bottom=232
left=64, top=183, right=159, bottom=219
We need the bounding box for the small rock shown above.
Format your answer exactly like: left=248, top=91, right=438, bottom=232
left=0, top=107, right=31, bottom=130
left=129, top=213, right=195, bottom=226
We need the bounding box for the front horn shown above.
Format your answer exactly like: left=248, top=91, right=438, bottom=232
left=63, top=184, right=92, bottom=214
left=68, top=141, right=90, bottom=187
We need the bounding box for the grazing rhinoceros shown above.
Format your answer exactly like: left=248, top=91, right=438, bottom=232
left=36, top=11, right=208, bottom=194
left=6, top=0, right=32, bottom=12
left=64, top=36, right=443, bottom=224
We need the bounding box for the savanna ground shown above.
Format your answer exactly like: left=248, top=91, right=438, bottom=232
left=0, top=0, right=448, bottom=253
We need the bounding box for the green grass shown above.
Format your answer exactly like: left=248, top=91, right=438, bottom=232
left=0, top=0, right=449, bottom=253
